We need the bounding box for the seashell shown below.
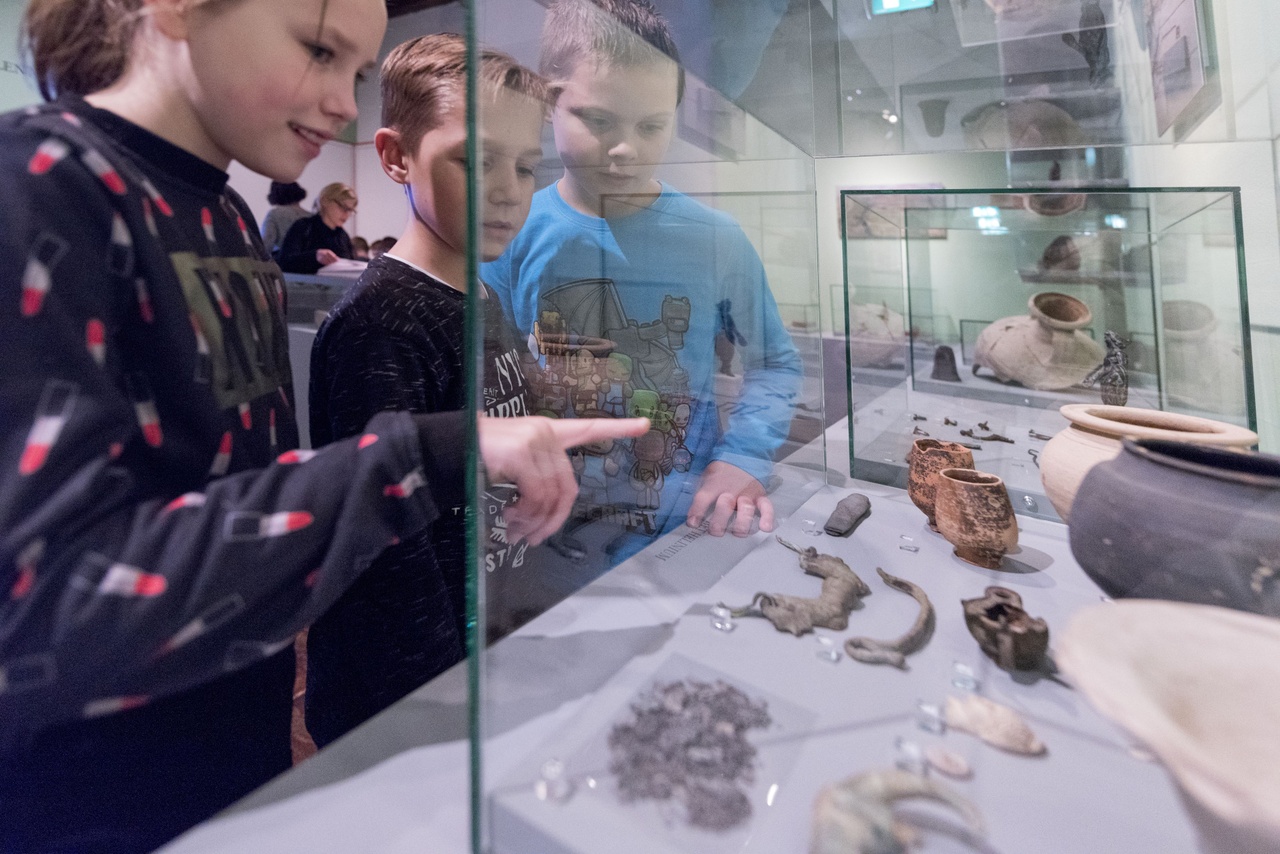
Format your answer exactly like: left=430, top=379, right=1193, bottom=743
left=944, top=694, right=1046, bottom=756
left=925, top=745, right=973, bottom=779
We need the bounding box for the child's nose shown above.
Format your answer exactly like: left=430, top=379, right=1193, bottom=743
left=322, top=81, right=359, bottom=125
left=607, top=137, right=638, bottom=161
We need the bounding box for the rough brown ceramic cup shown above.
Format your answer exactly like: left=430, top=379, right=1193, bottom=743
left=934, top=468, right=1019, bottom=569
left=907, top=439, right=975, bottom=530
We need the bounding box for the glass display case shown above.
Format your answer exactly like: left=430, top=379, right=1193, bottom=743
left=842, top=186, right=1254, bottom=517
left=460, top=2, right=1273, bottom=854
left=453, top=2, right=1279, bottom=854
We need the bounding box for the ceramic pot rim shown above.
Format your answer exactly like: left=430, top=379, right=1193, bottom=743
left=939, top=467, right=1003, bottom=487
left=912, top=438, right=972, bottom=455
left=538, top=333, right=616, bottom=357
left=1029, top=292, right=1091, bottom=330
left=1123, top=438, right=1280, bottom=488
left=1059, top=404, right=1258, bottom=446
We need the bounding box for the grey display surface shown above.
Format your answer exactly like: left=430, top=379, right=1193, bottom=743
left=488, top=486, right=1199, bottom=854
left=162, top=478, right=1206, bottom=854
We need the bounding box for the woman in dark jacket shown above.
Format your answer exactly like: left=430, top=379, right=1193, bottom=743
left=276, top=181, right=357, bottom=273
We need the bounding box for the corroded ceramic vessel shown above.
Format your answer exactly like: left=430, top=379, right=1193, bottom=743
left=907, top=439, right=975, bottom=531
left=934, top=468, right=1019, bottom=569
left=1069, top=439, right=1280, bottom=617
left=1040, top=404, right=1257, bottom=522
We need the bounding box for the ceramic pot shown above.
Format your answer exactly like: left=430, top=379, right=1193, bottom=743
left=906, top=439, right=975, bottom=530
left=973, top=292, right=1105, bottom=390
left=934, top=468, right=1019, bottom=569
left=1162, top=299, right=1248, bottom=416
left=847, top=302, right=906, bottom=368
left=1069, top=439, right=1280, bottom=616
left=1040, top=404, right=1257, bottom=522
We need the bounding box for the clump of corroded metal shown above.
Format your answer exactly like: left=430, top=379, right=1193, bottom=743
left=723, top=536, right=871, bottom=635
left=962, top=586, right=1049, bottom=671
left=844, top=568, right=935, bottom=669
left=608, top=679, right=771, bottom=831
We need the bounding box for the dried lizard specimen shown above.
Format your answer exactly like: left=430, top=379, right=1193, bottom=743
left=723, top=536, right=870, bottom=636
left=844, top=568, right=935, bottom=669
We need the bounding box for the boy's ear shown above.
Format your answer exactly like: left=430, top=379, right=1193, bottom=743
left=374, top=128, right=411, bottom=185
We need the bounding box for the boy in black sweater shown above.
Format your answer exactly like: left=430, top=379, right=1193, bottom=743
left=306, top=35, right=550, bottom=745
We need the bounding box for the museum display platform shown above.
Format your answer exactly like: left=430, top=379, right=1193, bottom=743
left=163, top=450, right=1207, bottom=853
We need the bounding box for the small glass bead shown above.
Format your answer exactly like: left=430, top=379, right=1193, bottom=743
left=814, top=635, right=842, bottom=663
left=916, top=699, right=946, bottom=734
left=894, top=737, right=927, bottom=775
left=950, top=661, right=980, bottom=692
left=709, top=604, right=736, bottom=633
left=535, top=758, right=574, bottom=803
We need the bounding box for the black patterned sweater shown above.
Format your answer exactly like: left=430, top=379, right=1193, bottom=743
left=0, top=101, right=464, bottom=786
left=306, top=254, right=531, bottom=744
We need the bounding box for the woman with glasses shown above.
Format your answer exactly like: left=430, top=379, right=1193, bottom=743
left=276, top=181, right=359, bottom=273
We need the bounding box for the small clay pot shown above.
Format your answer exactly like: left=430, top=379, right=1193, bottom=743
left=918, top=98, right=950, bottom=138
left=1069, top=439, right=1280, bottom=616
left=934, top=468, right=1019, bottom=569
left=907, top=439, right=975, bottom=530
left=1040, top=404, right=1257, bottom=521
left=1162, top=299, right=1248, bottom=416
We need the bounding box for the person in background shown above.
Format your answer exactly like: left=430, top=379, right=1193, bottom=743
left=306, top=33, right=550, bottom=747
left=351, top=235, right=370, bottom=259
left=0, top=0, right=646, bottom=850
left=369, top=234, right=397, bottom=258
left=483, top=0, right=801, bottom=560
left=276, top=180, right=356, bottom=273
left=260, top=180, right=308, bottom=255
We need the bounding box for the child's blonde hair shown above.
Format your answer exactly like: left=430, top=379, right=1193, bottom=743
left=380, top=33, right=551, bottom=156
left=539, top=0, right=684, bottom=103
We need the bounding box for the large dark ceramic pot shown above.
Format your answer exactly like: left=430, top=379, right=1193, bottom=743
left=1069, top=439, right=1280, bottom=616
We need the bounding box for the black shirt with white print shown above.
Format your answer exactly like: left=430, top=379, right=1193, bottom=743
left=306, top=252, right=531, bottom=745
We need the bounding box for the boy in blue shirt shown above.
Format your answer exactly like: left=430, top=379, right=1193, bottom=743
left=484, top=0, right=802, bottom=558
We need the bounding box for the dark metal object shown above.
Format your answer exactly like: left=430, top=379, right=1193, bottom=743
left=1028, top=429, right=1053, bottom=441
left=977, top=421, right=990, bottom=431
left=962, top=586, right=1050, bottom=671
left=931, top=345, right=963, bottom=382
left=608, top=679, right=771, bottom=830
left=1062, top=0, right=1112, bottom=85
left=911, top=414, right=928, bottom=421
left=845, top=569, right=935, bottom=669
left=724, top=537, right=871, bottom=635
left=944, top=417, right=958, bottom=426
left=960, top=429, right=1014, bottom=443
left=824, top=493, right=871, bottom=537
left=912, top=426, right=930, bottom=437
left=1082, top=331, right=1129, bottom=406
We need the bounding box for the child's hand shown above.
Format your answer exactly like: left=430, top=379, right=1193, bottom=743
left=317, top=249, right=340, bottom=266
left=479, top=415, right=650, bottom=545
left=686, top=461, right=775, bottom=538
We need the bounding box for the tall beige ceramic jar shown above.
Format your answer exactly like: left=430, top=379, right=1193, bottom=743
left=1040, top=404, right=1258, bottom=521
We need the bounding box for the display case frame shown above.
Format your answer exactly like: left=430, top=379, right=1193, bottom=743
left=840, top=185, right=1255, bottom=518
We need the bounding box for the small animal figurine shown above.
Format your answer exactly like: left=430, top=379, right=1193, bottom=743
left=811, top=768, right=984, bottom=854
left=1062, top=0, right=1111, bottom=85
left=723, top=537, right=870, bottom=635
left=1082, top=330, right=1129, bottom=405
